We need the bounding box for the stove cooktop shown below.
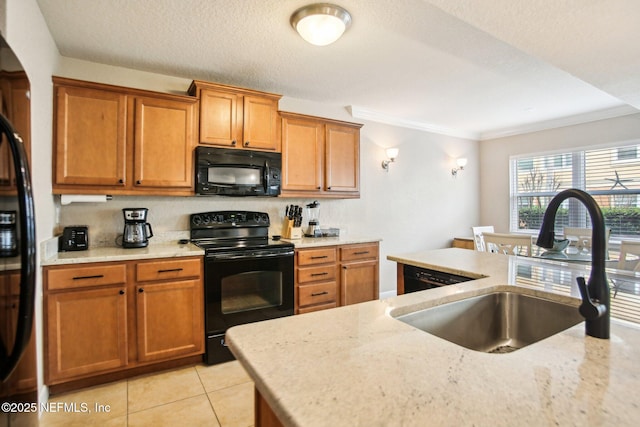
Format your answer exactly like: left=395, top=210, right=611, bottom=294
left=192, top=237, right=293, bottom=253
left=189, top=210, right=293, bottom=253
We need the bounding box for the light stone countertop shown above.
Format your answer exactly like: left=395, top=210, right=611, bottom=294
left=281, top=235, right=381, bottom=248
left=226, top=248, right=640, bottom=427
left=41, top=241, right=204, bottom=266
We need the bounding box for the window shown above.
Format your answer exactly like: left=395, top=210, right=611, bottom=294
left=511, top=142, right=640, bottom=237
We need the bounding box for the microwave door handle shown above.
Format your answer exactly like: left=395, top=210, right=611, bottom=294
left=264, top=160, right=269, bottom=192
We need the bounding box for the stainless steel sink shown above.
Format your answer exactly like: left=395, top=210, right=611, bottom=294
left=394, top=291, right=583, bottom=353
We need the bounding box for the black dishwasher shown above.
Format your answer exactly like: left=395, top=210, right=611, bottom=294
left=403, top=265, right=474, bottom=293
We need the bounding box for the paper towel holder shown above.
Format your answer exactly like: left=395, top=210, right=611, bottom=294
left=60, top=195, right=113, bottom=205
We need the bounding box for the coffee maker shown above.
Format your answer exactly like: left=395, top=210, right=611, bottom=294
left=122, top=208, right=153, bottom=248
left=0, top=210, right=17, bottom=257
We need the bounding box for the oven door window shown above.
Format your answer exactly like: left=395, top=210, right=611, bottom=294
left=208, top=166, right=261, bottom=186
left=221, top=270, right=282, bottom=314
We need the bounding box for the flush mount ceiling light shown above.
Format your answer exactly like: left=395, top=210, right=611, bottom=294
left=290, top=3, right=352, bottom=46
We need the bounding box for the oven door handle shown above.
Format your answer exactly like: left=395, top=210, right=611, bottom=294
left=208, top=249, right=294, bottom=261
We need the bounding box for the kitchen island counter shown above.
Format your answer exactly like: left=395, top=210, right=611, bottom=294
left=227, top=248, right=640, bottom=426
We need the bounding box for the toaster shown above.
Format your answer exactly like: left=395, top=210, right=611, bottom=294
left=59, top=226, right=89, bottom=251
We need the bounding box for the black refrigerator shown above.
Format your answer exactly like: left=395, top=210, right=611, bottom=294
left=0, top=112, right=37, bottom=426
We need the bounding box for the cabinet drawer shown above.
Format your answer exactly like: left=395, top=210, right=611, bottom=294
left=46, top=264, right=127, bottom=291
left=297, top=247, right=337, bottom=266
left=340, top=243, right=379, bottom=262
left=298, top=282, right=337, bottom=307
left=298, top=301, right=337, bottom=314
left=136, top=258, right=201, bottom=282
left=297, top=265, right=337, bottom=284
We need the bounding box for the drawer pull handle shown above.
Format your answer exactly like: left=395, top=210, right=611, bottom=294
left=310, top=255, right=328, bottom=259
left=157, top=268, right=184, bottom=273
left=138, top=288, right=144, bottom=293
left=311, top=272, right=329, bottom=277
left=311, top=291, right=329, bottom=297
left=354, top=251, right=370, bottom=255
left=72, top=274, right=104, bottom=280
left=119, top=290, right=125, bottom=295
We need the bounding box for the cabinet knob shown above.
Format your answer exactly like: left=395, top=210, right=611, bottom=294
left=327, top=187, right=332, bottom=190
left=231, top=140, right=237, bottom=146
left=244, top=141, right=250, bottom=147
left=138, top=288, right=144, bottom=293
left=136, top=180, right=141, bottom=185
left=119, top=179, right=124, bottom=184
left=317, top=186, right=321, bottom=190
left=119, top=290, right=125, bottom=295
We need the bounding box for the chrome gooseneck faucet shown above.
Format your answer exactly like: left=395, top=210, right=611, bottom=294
left=536, top=189, right=610, bottom=339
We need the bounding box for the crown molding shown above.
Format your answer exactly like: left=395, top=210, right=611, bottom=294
left=348, top=104, right=639, bottom=142
left=347, top=106, right=479, bottom=140
left=478, top=105, right=640, bottom=140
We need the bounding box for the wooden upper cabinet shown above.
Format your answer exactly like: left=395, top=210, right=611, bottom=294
left=242, top=95, right=279, bottom=151
left=52, top=77, right=197, bottom=195
left=0, top=71, right=31, bottom=193
left=133, top=96, right=195, bottom=189
left=281, top=113, right=323, bottom=192
left=189, top=80, right=281, bottom=152
left=325, top=123, right=360, bottom=193
left=198, top=89, right=239, bottom=146
left=54, top=84, right=127, bottom=187
left=280, top=111, right=362, bottom=198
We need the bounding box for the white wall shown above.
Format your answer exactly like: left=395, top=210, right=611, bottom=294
left=480, top=113, right=640, bottom=232
left=54, top=57, right=480, bottom=297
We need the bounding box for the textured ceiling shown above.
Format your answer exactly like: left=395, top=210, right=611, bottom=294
left=35, top=0, right=639, bottom=140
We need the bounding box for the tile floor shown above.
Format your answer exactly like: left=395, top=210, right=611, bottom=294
left=39, top=361, right=254, bottom=427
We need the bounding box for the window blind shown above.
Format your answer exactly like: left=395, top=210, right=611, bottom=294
left=511, top=142, right=640, bottom=237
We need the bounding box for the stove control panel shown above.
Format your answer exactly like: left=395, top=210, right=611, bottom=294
left=190, top=211, right=270, bottom=229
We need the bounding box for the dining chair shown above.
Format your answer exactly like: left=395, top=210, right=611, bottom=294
left=612, top=240, right=640, bottom=297
left=617, top=240, right=640, bottom=272
left=563, top=226, right=612, bottom=257
left=471, top=226, right=494, bottom=252
left=482, top=232, right=533, bottom=256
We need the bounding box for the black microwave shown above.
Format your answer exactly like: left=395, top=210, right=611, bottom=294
left=195, top=146, right=282, bottom=196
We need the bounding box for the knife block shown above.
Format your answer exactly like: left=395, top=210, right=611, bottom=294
left=282, top=218, right=303, bottom=239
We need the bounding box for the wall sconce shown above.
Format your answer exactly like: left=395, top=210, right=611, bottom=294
left=382, top=148, right=399, bottom=172
left=290, top=3, right=352, bottom=46
left=451, top=157, right=467, bottom=178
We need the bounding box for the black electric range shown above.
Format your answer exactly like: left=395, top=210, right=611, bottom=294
left=190, top=211, right=295, bottom=364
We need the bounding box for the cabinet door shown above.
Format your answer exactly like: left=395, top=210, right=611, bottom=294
left=1, top=271, right=36, bottom=393
left=136, top=279, right=204, bottom=362
left=243, top=95, right=279, bottom=151
left=54, top=85, right=127, bottom=187
left=198, top=89, right=239, bottom=147
left=133, top=96, right=196, bottom=189
left=325, top=124, right=360, bottom=193
left=0, top=73, right=30, bottom=193
left=281, top=115, right=323, bottom=192
left=46, top=286, right=128, bottom=383
left=340, top=260, right=379, bottom=306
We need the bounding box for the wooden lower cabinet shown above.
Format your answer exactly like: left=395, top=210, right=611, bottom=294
left=0, top=271, right=37, bottom=395
left=44, top=256, right=204, bottom=385
left=136, top=279, right=203, bottom=362
left=339, top=243, right=380, bottom=306
left=46, top=286, right=128, bottom=381
left=255, top=387, right=285, bottom=427
left=341, top=259, right=379, bottom=306
left=295, top=242, right=379, bottom=313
